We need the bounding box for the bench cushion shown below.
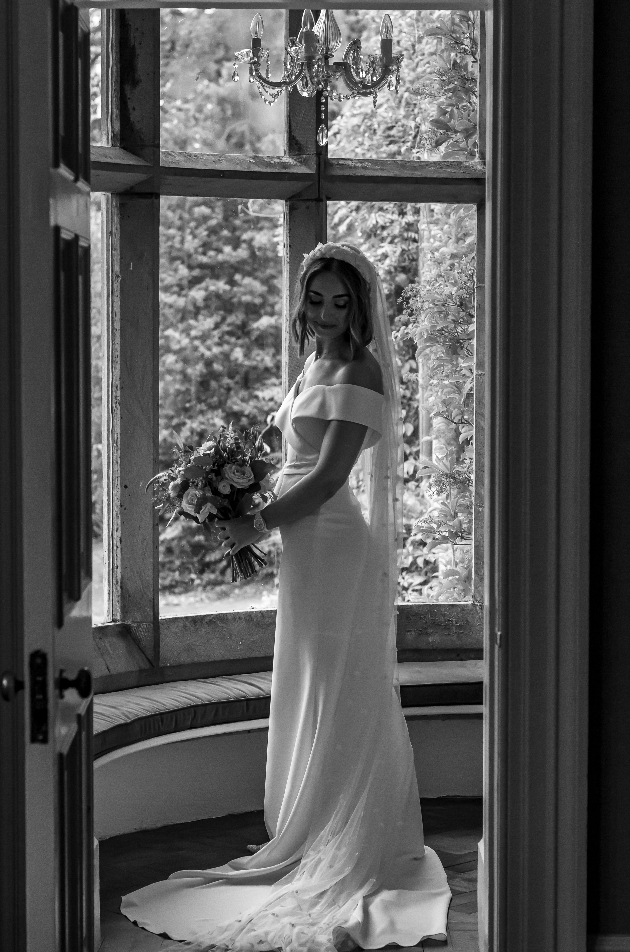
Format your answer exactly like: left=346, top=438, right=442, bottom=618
left=93, top=661, right=483, bottom=759
left=398, top=660, right=484, bottom=708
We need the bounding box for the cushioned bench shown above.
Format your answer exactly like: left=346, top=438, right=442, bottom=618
left=93, top=660, right=484, bottom=759
left=93, top=661, right=484, bottom=837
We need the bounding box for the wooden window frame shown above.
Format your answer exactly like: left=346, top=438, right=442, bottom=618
left=91, top=5, right=487, bottom=670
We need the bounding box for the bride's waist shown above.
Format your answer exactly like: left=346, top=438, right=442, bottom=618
left=281, top=456, right=320, bottom=476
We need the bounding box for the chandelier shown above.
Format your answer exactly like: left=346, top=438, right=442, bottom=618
left=232, top=9, right=403, bottom=132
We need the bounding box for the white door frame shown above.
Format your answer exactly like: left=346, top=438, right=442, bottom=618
left=484, top=1, right=592, bottom=951
left=1, top=0, right=593, bottom=949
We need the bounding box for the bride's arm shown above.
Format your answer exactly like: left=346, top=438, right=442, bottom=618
left=264, top=354, right=382, bottom=529
left=214, top=419, right=368, bottom=556
left=261, top=418, right=368, bottom=530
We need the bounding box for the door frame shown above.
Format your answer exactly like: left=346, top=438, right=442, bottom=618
left=484, top=1, right=592, bottom=950
left=0, top=1, right=26, bottom=949
left=1, top=0, right=593, bottom=950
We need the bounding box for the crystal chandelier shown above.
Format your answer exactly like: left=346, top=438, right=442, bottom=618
left=232, top=9, right=403, bottom=123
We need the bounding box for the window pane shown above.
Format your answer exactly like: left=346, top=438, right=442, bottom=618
left=328, top=10, right=479, bottom=161
left=90, top=10, right=102, bottom=145
left=328, top=201, right=477, bottom=603
left=91, top=194, right=105, bottom=623
left=159, top=196, right=283, bottom=616
left=161, top=9, right=285, bottom=155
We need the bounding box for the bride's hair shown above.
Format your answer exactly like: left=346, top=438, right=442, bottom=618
left=292, top=257, right=373, bottom=358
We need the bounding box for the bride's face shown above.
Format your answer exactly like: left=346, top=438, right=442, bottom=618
left=305, top=271, right=351, bottom=342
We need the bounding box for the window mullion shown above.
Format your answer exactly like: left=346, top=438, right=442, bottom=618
left=101, top=10, right=160, bottom=662
left=282, top=9, right=325, bottom=398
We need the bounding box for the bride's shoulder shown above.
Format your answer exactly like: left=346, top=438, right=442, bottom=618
left=335, top=349, right=384, bottom=396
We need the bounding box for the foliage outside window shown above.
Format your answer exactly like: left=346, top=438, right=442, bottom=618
left=161, top=9, right=284, bottom=155
left=328, top=10, right=478, bottom=161
left=396, top=206, right=476, bottom=602
left=329, top=10, right=478, bottom=601
left=159, top=196, right=283, bottom=613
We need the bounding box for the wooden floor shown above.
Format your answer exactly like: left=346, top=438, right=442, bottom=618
left=99, top=798, right=482, bottom=952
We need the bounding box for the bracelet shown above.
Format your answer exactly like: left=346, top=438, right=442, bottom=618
left=253, top=509, right=268, bottom=532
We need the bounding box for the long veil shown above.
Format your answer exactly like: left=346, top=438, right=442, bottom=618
left=169, top=243, right=407, bottom=952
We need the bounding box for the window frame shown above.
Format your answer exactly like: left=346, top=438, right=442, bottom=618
left=91, top=6, right=487, bottom=668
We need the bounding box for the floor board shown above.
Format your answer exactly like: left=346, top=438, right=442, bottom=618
left=98, top=797, right=482, bottom=952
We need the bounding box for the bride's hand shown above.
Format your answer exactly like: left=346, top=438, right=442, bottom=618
left=214, top=516, right=261, bottom=558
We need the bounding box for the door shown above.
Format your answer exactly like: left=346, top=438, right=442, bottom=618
left=53, top=7, right=94, bottom=948
left=0, top=2, right=94, bottom=950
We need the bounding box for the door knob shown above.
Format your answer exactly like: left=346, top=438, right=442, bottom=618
left=1, top=672, right=25, bottom=702
left=58, top=667, right=92, bottom=699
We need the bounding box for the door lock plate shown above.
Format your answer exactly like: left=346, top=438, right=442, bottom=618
left=30, top=650, right=48, bottom=744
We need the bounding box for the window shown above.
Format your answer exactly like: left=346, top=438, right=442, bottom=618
left=91, top=8, right=485, bottom=665
left=159, top=194, right=283, bottom=615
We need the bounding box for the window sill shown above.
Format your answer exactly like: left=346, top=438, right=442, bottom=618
left=93, top=602, right=482, bottom=693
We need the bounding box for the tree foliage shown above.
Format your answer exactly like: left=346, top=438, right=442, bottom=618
left=157, top=10, right=287, bottom=599
left=158, top=195, right=283, bottom=597
left=329, top=11, right=479, bottom=601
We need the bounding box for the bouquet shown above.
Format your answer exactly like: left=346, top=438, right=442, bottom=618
left=147, top=422, right=278, bottom=582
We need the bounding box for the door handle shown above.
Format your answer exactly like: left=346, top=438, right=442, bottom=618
left=2, top=652, right=50, bottom=742
left=0, top=672, right=25, bottom=701
left=58, top=667, right=92, bottom=699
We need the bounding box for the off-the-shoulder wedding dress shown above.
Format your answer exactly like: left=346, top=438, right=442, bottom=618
left=120, top=356, right=451, bottom=951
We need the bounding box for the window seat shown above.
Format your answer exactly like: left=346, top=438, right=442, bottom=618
left=93, top=660, right=483, bottom=759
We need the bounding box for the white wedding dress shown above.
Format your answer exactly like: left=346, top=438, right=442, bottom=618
left=120, top=357, right=451, bottom=950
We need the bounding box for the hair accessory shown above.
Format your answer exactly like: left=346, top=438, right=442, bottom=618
left=300, top=242, right=376, bottom=290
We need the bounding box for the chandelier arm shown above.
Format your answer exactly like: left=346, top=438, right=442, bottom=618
left=251, top=59, right=305, bottom=91
left=337, top=62, right=391, bottom=95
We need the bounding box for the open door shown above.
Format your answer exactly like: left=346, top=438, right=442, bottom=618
left=0, top=2, right=93, bottom=950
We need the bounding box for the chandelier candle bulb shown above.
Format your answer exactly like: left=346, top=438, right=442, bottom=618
left=302, top=30, right=318, bottom=59
left=299, top=9, right=318, bottom=58
left=250, top=13, right=263, bottom=55
left=380, top=15, right=393, bottom=66
left=301, top=9, right=315, bottom=32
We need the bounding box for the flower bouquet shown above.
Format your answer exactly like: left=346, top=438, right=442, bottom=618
left=147, top=423, right=278, bottom=582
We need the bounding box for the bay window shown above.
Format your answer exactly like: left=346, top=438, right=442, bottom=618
left=90, top=6, right=486, bottom=687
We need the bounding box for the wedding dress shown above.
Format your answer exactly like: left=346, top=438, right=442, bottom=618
left=120, top=245, right=451, bottom=951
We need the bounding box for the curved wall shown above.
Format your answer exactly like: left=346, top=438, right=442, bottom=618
left=94, top=711, right=483, bottom=840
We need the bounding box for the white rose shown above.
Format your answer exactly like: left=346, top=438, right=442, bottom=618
left=198, top=502, right=217, bottom=523
left=217, top=479, right=232, bottom=495
left=181, top=488, right=203, bottom=517
left=181, top=488, right=217, bottom=523
left=222, top=463, right=255, bottom=489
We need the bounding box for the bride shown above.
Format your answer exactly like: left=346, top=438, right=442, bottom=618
left=120, top=243, right=451, bottom=950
